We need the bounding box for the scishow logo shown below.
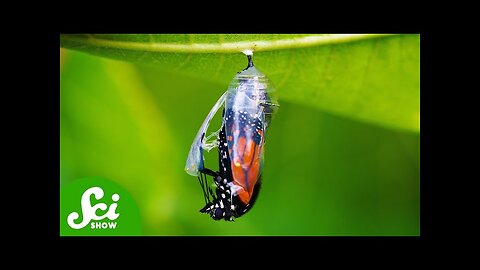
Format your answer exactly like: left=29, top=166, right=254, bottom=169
left=60, top=177, right=141, bottom=236
left=67, top=187, right=120, bottom=230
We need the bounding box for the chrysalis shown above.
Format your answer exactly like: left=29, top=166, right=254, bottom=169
left=185, top=50, right=279, bottom=221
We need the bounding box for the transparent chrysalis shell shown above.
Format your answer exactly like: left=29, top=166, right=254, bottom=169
left=185, top=50, right=279, bottom=221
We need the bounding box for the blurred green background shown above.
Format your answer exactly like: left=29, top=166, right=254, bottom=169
left=60, top=44, right=419, bottom=235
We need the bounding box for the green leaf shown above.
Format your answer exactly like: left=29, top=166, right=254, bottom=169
left=61, top=34, right=420, bottom=132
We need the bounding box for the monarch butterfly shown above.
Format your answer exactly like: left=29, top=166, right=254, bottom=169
left=185, top=50, right=279, bottom=221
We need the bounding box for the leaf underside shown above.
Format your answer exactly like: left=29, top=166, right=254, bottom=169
left=61, top=34, right=420, bottom=132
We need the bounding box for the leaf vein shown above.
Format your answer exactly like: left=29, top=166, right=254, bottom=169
left=61, top=34, right=397, bottom=54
